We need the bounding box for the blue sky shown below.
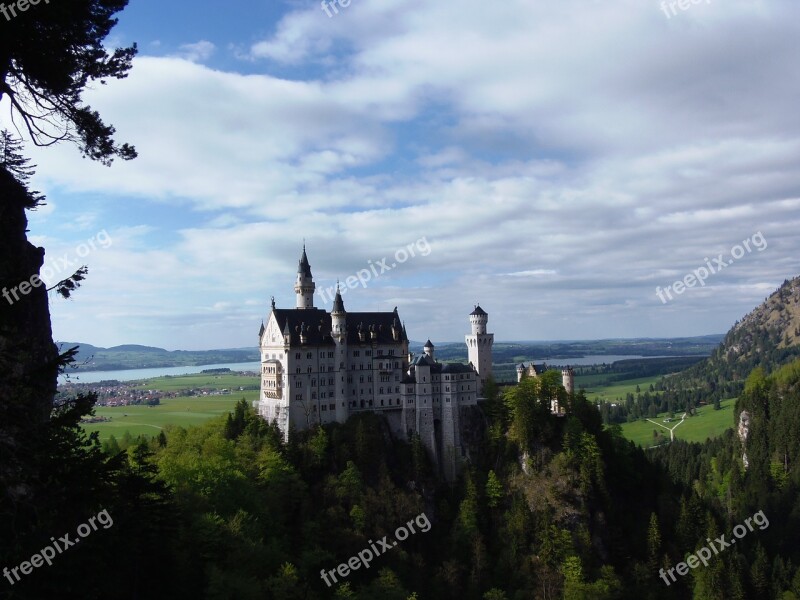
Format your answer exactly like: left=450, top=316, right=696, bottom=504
left=3, top=0, right=799, bottom=350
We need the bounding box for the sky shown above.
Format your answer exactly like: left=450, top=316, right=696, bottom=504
left=3, top=0, right=799, bottom=350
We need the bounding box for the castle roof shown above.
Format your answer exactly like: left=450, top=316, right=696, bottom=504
left=332, top=287, right=345, bottom=313
left=298, top=246, right=312, bottom=277
left=409, top=353, right=475, bottom=375
left=271, top=308, right=407, bottom=346
left=470, top=305, right=487, bottom=316
left=518, top=362, right=546, bottom=375
left=424, top=339, right=434, bottom=348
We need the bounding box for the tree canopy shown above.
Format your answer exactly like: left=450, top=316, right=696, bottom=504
left=0, top=0, right=137, bottom=164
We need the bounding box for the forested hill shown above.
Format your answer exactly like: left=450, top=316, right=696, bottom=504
left=663, top=276, right=800, bottom=403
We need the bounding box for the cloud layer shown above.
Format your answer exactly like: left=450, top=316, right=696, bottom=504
left=6, top=0, right=799, bottom=349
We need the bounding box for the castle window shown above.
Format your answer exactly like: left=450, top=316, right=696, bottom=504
left=347, top=376, right=353, bottom=383
left=377, top=349, right=383, bottom=356
left=311, top=392, right=316, bottom=399
left=295, top=394, right=302, bottom=401
left=296, top=367, right=301, bottom=374
left=379, top=387, right=384, bottom=394
left=446, top=398, right=450, bottom=403
left=295, top=353, right=301, bottom=359
left=380, top=399, right=384, bottom=406
left=446, top=386, right=450, bottom=392
left=353, top=350, right=360, bottom=357
left=359, top=376, right=364, bottom=383
left=329, top=404, right=334, bottom=410
left=308, top=367, right=312, bottom=373
left=394, top=362, right=399, bottom=368
left=312, top=379, right=316, bottom=386
left=307, top=352, right=312, bottom=359
left=368, top=400, right=373, bottom=406
left=360, top=400, right=365, bottom=408
left=313, top=405, right=317, bottom=411
left=395, top=387, right=399, bottom=393
left=368, top=376, right=372, bottom=383
left=296, top=381, right=302, bottom=388
left=389, top=349, right=395, bottom=356
left=378, top=362, right=383, bottom=369
left=395, top=375, right=399, bottom=381
left=321, top=392, right=326, bottom=399
left=321, top=404, right=326, bottom=411
left=365, top=350, right=372, bottom=356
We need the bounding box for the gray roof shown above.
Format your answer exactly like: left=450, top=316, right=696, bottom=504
left=271, top=308, right=407, bottom=346
left=332, top=288, right=345, bottom=313
left=298, top=246, right=312, bottom=277
left=470, top=305, right=487, bottom=316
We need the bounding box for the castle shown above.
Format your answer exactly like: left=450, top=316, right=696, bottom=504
left=257, top=247, right=494, bottom=480
left=515, top=363, right=574, bottom=414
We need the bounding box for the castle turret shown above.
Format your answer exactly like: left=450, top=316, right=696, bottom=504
left=332, top=283, right=346, bottom=338
left=294, top=245, right=315, bottom=309
left=465, top=305, right=494, bottom=394
left=423, top=339, right=435, bottom=362
left=562, top=366, right=575, bottom=395
left=516, top=363, right=525, bottom=383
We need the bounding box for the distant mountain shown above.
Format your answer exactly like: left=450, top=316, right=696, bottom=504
left=106, top=344, right=168, bottom=353
left=664, top=275, right=800, bottom=402
left=56, top=342, right=259, bottom=372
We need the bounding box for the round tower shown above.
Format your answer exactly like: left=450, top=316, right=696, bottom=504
left=423, top=339, right=435, bottom=362
left=466, top=304, right=494, bottom=395
left=294, top=244, right=315, bottom=309
left=469, top=304, right=488, bottom=334
left=561, top=366, right=575, bottom=394
left=516, top=363, right=525, bottom=382
left=332, top=284, right=346, bottom=339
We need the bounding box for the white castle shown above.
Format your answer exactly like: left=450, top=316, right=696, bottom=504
left=257, top=247, right=494, bottom=480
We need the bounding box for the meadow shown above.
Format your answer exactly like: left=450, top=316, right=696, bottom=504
left=82, top=372, right=259, bottom=441
left=618, top=398, right=736, bottom=448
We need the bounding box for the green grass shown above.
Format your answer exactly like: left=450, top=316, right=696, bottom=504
left=131, top=373, right=259, bottom=392
left=618, top=399, right=736, bottom=448
left=581, top=375, right=661, bottom=403
left=81, top=372, right=260, bottom=441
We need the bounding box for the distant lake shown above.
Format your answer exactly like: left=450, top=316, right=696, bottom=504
left=537, top=354, right=674, bottom=367
left=59, top=361, right=262, bottom=384
left=59, top=354, right=674, bottom=384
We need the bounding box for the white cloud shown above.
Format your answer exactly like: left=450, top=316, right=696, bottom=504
left=3, top=0, right=798, bottom=348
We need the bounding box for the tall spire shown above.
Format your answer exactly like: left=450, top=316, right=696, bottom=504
left=295, top=244, right=315, bottom=309
left=332, top=281, right=345, bottom=313
left=298, top=244, right=312, bottom=278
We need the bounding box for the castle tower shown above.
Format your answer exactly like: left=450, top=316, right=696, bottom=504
left=294, top=245, right=315, bottom=309
left=423, top=339, right=435, bottom=362
left=516, top=363, right=525, bottom=383
left=332, top=284, right=349, bottom=422
left=562, top=366, right=575, bottom=395
left=466, top=305, right=494, bottom=394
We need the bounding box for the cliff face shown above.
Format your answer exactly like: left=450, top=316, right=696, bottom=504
left=0, top=168, right=59, bottom=504
left=666, top=276, right=800, bottom=400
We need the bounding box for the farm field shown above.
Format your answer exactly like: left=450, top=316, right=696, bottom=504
left=81, top=372, right=260, bottom=441
left=618, top=398, right=736, bottom=447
